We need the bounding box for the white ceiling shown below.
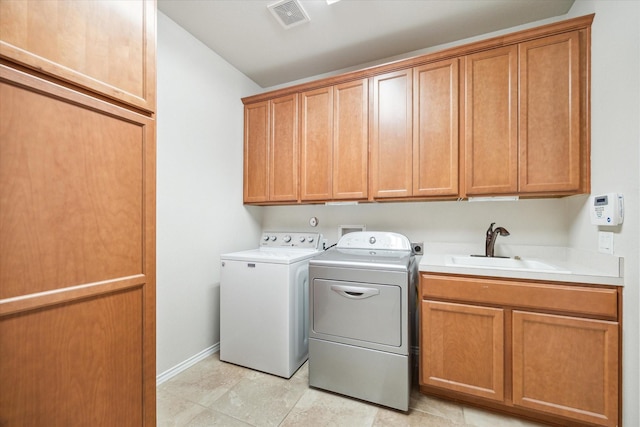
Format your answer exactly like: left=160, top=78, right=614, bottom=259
left=158, top=0, right=575, bottom=88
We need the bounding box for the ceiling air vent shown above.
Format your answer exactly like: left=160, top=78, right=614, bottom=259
left=268, top=0, right=310, bottom=29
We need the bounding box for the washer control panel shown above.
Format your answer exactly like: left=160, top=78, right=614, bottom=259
left=260, top=231, right=322, bottom=249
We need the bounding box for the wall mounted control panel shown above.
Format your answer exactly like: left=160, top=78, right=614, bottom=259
left=590, top=193, right=624, bottom=226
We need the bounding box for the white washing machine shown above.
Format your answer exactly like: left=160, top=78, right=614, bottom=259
left=220, top=231, right=322, bottom=378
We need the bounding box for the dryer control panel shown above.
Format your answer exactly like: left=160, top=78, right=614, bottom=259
left=260, top=231, right=322, bottom=249
left=336, top=231, right=412, bottom=251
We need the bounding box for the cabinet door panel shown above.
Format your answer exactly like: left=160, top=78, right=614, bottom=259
left=333, top=79, right=368, bottom=200
left=0, top=0, right=155, bottom=111
left=244, top=101, right=269, bottom=203
left=269, top=94, right=298, bottom=202
left=413, top=59, right=459, bottom=197
left=464, top=46, right=518, bottom=195
left=371, top=70, right=413, bottom=198
left=300, top=87, right=333, bottom=201
left=512, top=311, right=618, bottom=427
left=519, top=32, right=581, bottom=193
left=421, top=300, right=504, bottom=401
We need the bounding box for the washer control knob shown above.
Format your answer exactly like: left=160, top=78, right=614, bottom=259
left=299, top=236, right=306, bottom=243
left=307, top=236, right=314, bottom=243
left=263, top=235, right=270, bottom=242
left=270, top=235, right=277, bottom=241
left=284, top=235, right=291, bottom=243
left=369, top=236, right=376, bottom=244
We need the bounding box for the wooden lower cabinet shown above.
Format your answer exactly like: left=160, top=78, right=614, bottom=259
left=419, top=274, right=620, bottom=427
left=421, top=301, right=504, bottom=401
left=512, top=311, right=619, bottom=426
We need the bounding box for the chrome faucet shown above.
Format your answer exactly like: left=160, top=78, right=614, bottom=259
left=485, top=222, right=510, bottom=257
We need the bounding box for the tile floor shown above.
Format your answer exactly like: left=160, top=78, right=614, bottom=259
left=157, top=353, right=547, bottom=427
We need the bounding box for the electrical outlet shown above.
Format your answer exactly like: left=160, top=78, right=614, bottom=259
left=411, top=242, right=424, bottom=255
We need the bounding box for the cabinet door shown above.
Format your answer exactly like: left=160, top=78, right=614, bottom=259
left=413, top=59, right=459, bottom=197
left=0, top=64, right=155, bottom=426
left=512, top=311, right=619, bottom=427
left=464, top=46, right=518, bottom=195
left=421, top=300, right=504, bottom=401
left=244, top=101, right=270, bottom=203
left=371, top=70, right=413, bottom=198
left=519, top=32, right=581, bottom=193
left=0, top=0, right=156, bottom=112
left=333, top=79, right=368, bottom=200
left=300, top=87, right=333, bottom=201
left=269, top=94, right=298, bottom=202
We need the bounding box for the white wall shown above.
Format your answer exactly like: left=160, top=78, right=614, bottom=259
left=156, top=12, right=263, bottom=374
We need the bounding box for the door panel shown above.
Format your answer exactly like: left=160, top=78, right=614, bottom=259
left=300, top=87, right=333, bottom=201
left=0, top=64, right=156, bottom=426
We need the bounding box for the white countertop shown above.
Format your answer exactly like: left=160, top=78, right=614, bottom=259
left=418, top=243, right=624, bottom=286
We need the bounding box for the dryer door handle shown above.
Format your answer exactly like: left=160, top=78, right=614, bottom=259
left=330, top=284, right=379, bottom=299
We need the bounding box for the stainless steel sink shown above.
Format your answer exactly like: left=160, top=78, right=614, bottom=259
left=446, top=255, right=571, bottom=274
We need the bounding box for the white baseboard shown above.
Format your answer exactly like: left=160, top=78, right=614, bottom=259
left=156, top=343, right=219, bottom=386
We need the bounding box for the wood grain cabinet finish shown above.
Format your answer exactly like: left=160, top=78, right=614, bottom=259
left=512, top=311, right=619, bottom=427
left=413, top=59, right=459, bottom=197
left=300, top=79, right=368, bottom=201
left=421, top=300, right=504, bottom=401
left=244, top=95, right=299, bottom=203
left=0, top=2, right=156, bottom=425
left=419, top=273, right=620, bottom=427
left=371, top=69, right=413, bottom=199
left=0, top=0, right=156, bottom=112
left=463, top=46, right=519, bottom=195
left=464, top=30, right=588, bottom=196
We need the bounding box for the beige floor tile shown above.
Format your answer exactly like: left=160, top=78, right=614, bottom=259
left=183, top=407, right=254, bottom=427
left=157, top=386, right=209, bottom=427
left=463, top=406, right=547, bottom=427
left=210, top=371, right=308, bottom=427
left=373, top=406, right=467, bottom=426
left=160, top=354, right=249, bottom=407
left=409, top=389, right=466, bottom=424
left=280, top=388, right=378, bottom=427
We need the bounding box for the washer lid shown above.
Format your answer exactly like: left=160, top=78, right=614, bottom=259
left=221, top=247, right=321, bottom=264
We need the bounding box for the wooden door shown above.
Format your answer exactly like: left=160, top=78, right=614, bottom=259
left=463, top=46, right=518, bottom=195
left=519, top=32, right=581, bottom=193
left=333, top=79, right=368, bottom=200
left=0, top=65, right=156, bottom=426
left=421, top=300, right=504, bottom=401
left=269, top=94, right=298, bottom=202
left=413, top=59, right=459, bottom=197
left=244, top=101, right=270, bottom=203
left=371, top=70, right=413, bottom=199
left=512, top=311, right=619, bottom=427
left=0, top=0, right=156, bottom=112
left=300, top=87, right=333, bottom=201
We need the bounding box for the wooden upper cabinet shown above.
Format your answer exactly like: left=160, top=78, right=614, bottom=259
left=413, top=59, right=459, bottom=197
left=300, top=79, right=368, bottom=202
left=371, top=69, right=413, bottom=199
left=244, top=101, right=270, bottom=203
left=464, top=46, right=519, bottom=196
left=333, top=79, right=368, bottom=200
left=270, top=94, right=298, bottom=202
left=512, top=311, right=619, bottom=427
left=0, top=0, right=156, bottom=112
left=300, top=87, right=333, bottom=201
left=519, top=32, right=582, bottom=193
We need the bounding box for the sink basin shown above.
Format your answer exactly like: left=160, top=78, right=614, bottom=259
left=446, top=255, right=571, bottom=274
